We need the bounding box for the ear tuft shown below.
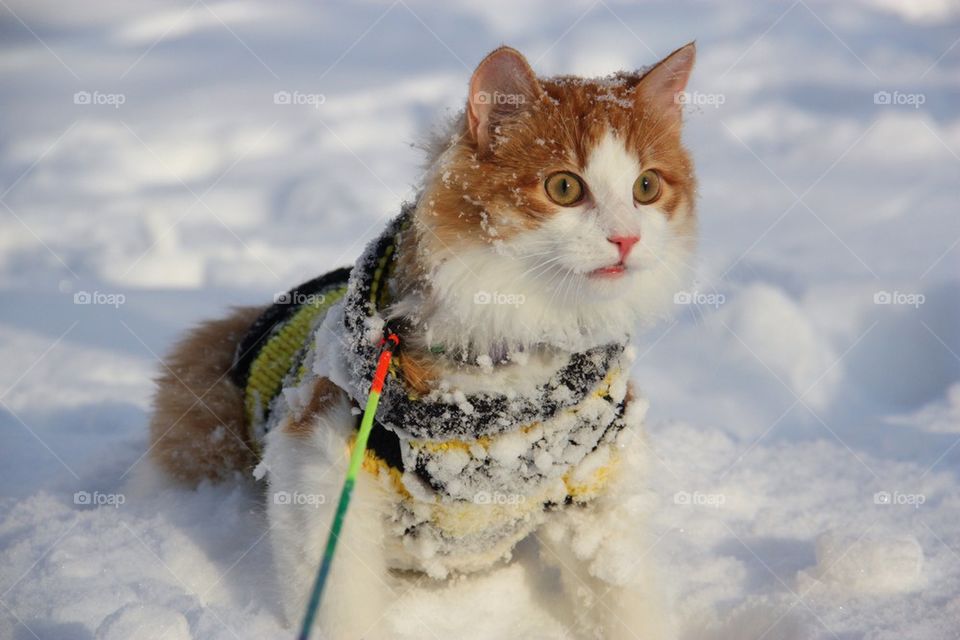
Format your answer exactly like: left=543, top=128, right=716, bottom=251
left=467, top=46, right=541, bottom=153
left=635, top=42, right=696, bottom=118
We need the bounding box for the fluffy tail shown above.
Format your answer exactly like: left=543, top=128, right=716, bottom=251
left=148, top=305, right=265, bottom=484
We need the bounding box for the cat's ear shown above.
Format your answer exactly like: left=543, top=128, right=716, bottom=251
left=467, top=46, right=542, bottom=153
left=634, top=42, right=696, bottom=120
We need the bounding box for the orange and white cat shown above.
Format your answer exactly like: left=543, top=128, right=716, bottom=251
left=149, top=43, right=697, bottom=639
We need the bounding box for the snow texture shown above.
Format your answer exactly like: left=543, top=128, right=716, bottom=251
left=1, top=1, right=959, bottom=639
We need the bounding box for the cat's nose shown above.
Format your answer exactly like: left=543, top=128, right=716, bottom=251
left=608, top=236, right=639, bottom=262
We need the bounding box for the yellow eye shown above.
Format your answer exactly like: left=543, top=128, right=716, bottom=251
left=544, top=171, right=585, bottom=206
left=633, top=170, right=662, bottom=204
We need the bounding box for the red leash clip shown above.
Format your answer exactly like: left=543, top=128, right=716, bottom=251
left=372, top=333, right=400, bottom=393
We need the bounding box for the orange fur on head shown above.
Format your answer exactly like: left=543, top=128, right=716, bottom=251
left=418, top=43, right=697, bottom=251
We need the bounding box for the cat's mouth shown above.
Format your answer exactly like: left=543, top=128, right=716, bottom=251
left=589, top=263, right=627, bottom=278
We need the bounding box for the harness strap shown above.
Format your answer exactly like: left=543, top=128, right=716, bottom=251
left=231, top=266, right=352, bottom=390
left=230, top=260, right=406, bottom=467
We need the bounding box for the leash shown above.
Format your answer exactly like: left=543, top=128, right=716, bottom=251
left=297, top=332, right=400, bottom=640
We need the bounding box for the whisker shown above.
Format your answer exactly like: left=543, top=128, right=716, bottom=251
left=519, top=255, right=565, bottom=279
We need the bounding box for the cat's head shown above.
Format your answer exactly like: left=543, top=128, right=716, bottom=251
left=406, top=44, right=698, bottom=357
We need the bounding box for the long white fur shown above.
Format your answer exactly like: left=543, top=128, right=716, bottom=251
left=265, top=395, right=397, bottom=639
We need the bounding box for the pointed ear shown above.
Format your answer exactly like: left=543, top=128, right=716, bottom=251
left=467, top=46, right=542, bottom=153
left=635, top=42, right=696, bottom=119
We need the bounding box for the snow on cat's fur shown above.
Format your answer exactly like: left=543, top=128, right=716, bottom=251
left=392, top=43, right=698, bottom=364
left=148, top=43, right=698, bottom=640
left=397, top=128, right=695, bottom=358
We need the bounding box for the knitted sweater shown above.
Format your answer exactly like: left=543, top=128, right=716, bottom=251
left=230, top=206, right=644, bottom=576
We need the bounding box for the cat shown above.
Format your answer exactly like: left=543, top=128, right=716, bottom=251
left=148, top=42, right=697, bottom=639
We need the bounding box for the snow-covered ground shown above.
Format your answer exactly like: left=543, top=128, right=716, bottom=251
left=1, top=1, right=958, bottom=638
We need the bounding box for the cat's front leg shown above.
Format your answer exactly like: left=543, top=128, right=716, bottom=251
left=538, top=514, right=671, bottom=640
left=538, top=430, right=675, bottom=640
left=264, top=382, right=397, bottom=640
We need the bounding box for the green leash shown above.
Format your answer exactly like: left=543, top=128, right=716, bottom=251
left=297, top=333, right=400, bottom=640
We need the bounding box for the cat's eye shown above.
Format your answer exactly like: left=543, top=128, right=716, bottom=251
left=544, top=171, right=585, bottom=206
left=633, top=170, right=662, bottom=205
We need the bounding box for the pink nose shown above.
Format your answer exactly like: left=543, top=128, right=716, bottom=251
left=608, top=236, right=639, bottom=263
